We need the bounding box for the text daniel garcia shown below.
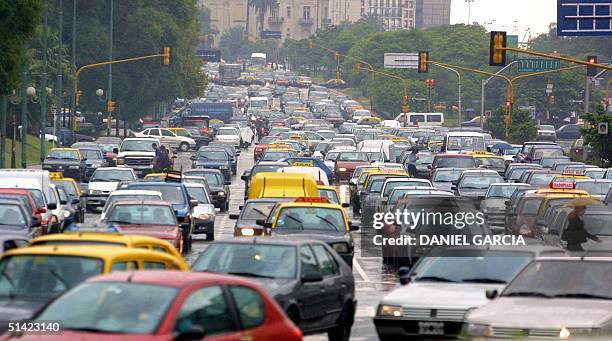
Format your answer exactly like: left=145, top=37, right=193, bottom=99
left=373, top=234, right=526, bottom=246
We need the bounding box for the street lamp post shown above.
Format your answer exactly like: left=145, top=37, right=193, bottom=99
left=465, top=0, right=475, bottom=24
left=432, top=64, right=462, bottom=123
left=96, top=88, right=112, bottom=136
left=0, top=97, right=7, bottom=168
left=108, top=0, right=114, bottom=138
left=40, top=0, right=49, bottom=163
left=480, top=60, right=517, bottom=130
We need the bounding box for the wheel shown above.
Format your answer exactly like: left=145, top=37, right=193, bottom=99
left=179, top=142, right=189, bottom=152
left=206, top=230, right=215, bottom=241
left=327, top=303, right=354, bottom=341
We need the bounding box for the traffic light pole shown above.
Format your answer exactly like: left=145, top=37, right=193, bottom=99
left=431, top=63, right=461, bottom=123
left=500, top=47, right=612, bottom=71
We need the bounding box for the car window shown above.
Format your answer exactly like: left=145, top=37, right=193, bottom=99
left=111, top=261, right=138, bottom=272
left=229, top=286, right=265, bottom=329
left=174, top=286, right=236, bottom=335
left=311, top=244, right=339, bottom=277
left=143, top=262, right=166, bottom=270
left=300, top=245, right=319, bottom=276
left=149, top=129, right=160, bottom=136
left=161, top=129, right=174, bottom=137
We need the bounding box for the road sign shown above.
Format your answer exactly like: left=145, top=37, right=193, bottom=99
left=598, top=122, right=609, bottom=134
left=196, top=49, right=221, bottom=62
left=517, top=58, right=561, bottom=72
left=384, top=53, right=419, bottom=69
left=546, top=83, right=554, bottom=94
left=261, top=30, right=282, bottom=39
left=557, top=0, right=612, bottom=36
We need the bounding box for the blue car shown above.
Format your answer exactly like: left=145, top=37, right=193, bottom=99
left=280, top=157, right=335, bottom=181
left=125, top=182, right=197, bottom=251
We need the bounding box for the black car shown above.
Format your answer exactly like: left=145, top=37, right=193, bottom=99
left=556, top=123, right=584, bottom=140
left=42, top=148, right=87, bottom=182
left=189, top=148, right=232, bottom=181
left=192, top=238, right=356, bottom=340
left=208, top=142, right=239, bottom=175
left=229, top=198, right=292, bottom=236
left=76, top=147, right=108, bottom=181
left=183, top=169, right=230, bottom=212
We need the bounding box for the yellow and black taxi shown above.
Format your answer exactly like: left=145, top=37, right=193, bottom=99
left=49, top=172, right=84, bottom=224
left=0, top=243, right=187, bottom=326
left=258, top=197, right=358, bottom=267
left=42, top=148, right=86, bottom=182
left=468, top=151, right=506, bottom=174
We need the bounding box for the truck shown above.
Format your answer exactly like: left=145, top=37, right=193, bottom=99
left=218, top=63, right=242, bottom=85
left=250, top=53, right=267, bottom=68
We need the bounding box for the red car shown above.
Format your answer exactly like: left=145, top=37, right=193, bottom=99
left=428, top=153, right=477, bottom=178
left=12, top=271, right=302, bottom=341
left=102, top=200, right=184, bottom=253
left=334, top=151, right=371, bottom=182
left=254, top=136, right=278, bottom=161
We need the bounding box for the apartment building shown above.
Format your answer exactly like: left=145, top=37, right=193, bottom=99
left=415, top=0, right=451, bottom=28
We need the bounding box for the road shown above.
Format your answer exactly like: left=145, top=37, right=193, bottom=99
left=83, top=144, right=396, bottom=341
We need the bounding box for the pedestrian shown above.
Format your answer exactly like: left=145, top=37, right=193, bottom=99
left=406, top=148, right=419, bottom=176
left=152, top=143, right=160, bottom=157
left=157, top=146, right=172, bottom=172
left=562, top=205, right=601, bottom=251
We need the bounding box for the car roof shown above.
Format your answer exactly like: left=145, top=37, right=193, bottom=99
left=108, top=199, right=173, bottom=206
left=86, top=270, right=266, bottom=288
left=3, top=244, right=173, bottom=258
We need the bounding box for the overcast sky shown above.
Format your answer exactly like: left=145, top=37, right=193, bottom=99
left=450, top=0, right=557, bottom=39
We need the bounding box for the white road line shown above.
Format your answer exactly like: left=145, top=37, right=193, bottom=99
left=353, top=257, right=370, bottom=283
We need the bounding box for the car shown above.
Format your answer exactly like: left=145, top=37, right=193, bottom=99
left=374, top=245, right=565, bottom=340
left=208, top=142, right=240, bottom=174
left=21, top=270, right=303, bottom=340
left=76, top=146, right=108, bottom=181
left=574, top=179, right=612, bottom=200
left=42, top=148, right=87, bottom=182
left=481, top=183, right=532, bottom=233
left=0, top=199, right=41, bottom=239
left=192, top=238, right=355, bottom=339
left=428, top=154, right=476, bottom=178
left=334, top=151, right=371, bottom=182
left=116, top=137, right=159, bottom=178
left=189, top=147, right=232, bottom=181
left=85, top=167, right=137, bottom=212
left=452, top=170, right=504, bottom=199
left=536, top=124, right=557, bottom=141
left=430, top=167, right=463, bottom=192
left=282, top=157, right=335, bottom=181
left=0, top=188, right=47, bottom=233
left=241, top=161, right=288, bottom=199
left=167, top=127, right=209, bottom=149
left=214, top=126, right=242, bottom=147
left=318, top=185, right=342, bottom=205
left=0, top=245, right=187, bottom=330
left=261, top=149, right=298, bottom=162
left=229, top=198, right=292, bottom=237
left=103, top=200, right=185, bottom=253
left=555, top=123, right=584, bottom=140
left=133, top=127, right=195, bottom=152
left=463, top=257, right=612, bottom=339
left=125, top=182, right=197, bottom=250
left=184, top=182, right=216, bottom=241
left=527, top=145, right=565, bottom=164
left=184, top=169, right=230, bottom=212
left=99, top=189, right=162, bottom=220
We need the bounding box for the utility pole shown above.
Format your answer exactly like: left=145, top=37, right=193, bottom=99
left=56, top=0, right=63, bottom=131
left=20, top=47, right=29, bottom=169
left=70, top=0, right=76, bottom=134
left=108, top=0, right=114, bottom=137
left=584, top=76, right=591, bottom=114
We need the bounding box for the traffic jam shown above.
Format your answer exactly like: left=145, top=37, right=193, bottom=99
left=0, top=63, right=611, bottom=341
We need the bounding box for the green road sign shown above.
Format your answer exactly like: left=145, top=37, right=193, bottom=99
left=517, top=58, right=561, bottom=72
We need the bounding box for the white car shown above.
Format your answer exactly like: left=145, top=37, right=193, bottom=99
left=134, top=128, right=195, bottom=152
left=86, top=167, right=137, bottom=212
left=214, top=127, right=242, bottom=147
left=99, top=189, right=162, bottom=220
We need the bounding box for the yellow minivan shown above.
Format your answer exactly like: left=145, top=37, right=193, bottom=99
left=248, top=172, right=318, bottom=199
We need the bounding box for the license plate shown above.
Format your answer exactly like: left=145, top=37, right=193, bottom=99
left=418, top=321, right=444, bottom=335
left=293, top=161, right=314, bottom=167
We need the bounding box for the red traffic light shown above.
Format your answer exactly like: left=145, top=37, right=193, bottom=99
left=426, top=79, right=436, bottom=88
left=505, top=100, right=512, bottom=109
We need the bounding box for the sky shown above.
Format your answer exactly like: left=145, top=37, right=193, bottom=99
left=450, top=0, right=558, bottom=40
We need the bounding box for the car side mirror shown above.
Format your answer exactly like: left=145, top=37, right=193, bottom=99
left=398, top=266, right=411, bottom=285
left=349, top=222, right=359, bottom=231
left=47, top=203, right=57, bottom=210
left=229, top=213, right=239, bottom=220
left=485, top=289, right=498, bottom=300
left=176, top=325, right=206, bottom=341
left=255, top=219, right=266, bottom=226
left=241, top=174, right=249, bottom=181
left=451, top=185, right=457, bottom=191
left=189, top=199, right=198, bottom=208
left=342, top=203, right=349, bottom=208
left=189, top=155, right=196, bottom=161
left=301, top=270, right=323, bottom=283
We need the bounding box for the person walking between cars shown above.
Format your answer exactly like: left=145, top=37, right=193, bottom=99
left=406, top=148, right=419, bottom=177
left=562, top=205, right=601, bottom=251
left=154, top=146, right=172, bottom=173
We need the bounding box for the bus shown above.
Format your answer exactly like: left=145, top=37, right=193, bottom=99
left=395, top=112, right=445, bottom=127
left=250, top=53, right=267, bottom=68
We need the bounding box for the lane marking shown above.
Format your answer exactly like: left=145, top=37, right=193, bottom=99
left=353, top=257, right=370, bottom=283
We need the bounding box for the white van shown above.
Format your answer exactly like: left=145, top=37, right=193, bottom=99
left=443, top=131, right=486, bottom=154
left=278, top=166, right=329, bottom=185
left=395, top=112, right=444, bottom=127
left=357, top=140, right=395, bottom=162
left=249, top=96, right=269, bottom=109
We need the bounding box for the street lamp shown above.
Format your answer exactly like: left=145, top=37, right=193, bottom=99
left=96, top=88, right=104, bottom=98
left=465, top=0, right=475, bottom=25
left=8, top=85, right=37, bottom=169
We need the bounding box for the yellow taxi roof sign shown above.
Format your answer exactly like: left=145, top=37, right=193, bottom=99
left=49, top=172, right=64, bottom=180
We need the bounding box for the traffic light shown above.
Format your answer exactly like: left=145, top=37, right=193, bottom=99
left=403, top=95, right=409, bottom=104
left=107, top=100, right=116, bottom=113
left=76, top=90, right=82, bottom=106
left=163, top=47, right=171, bottom=66
left=489, top=31, right=507, bottom=66
left=418, top=51, right=429, bottom=73
left=426, top=79, right=436, bottom=89
left=355, top=63, right=361, bottom=74
left=505, top=100, right=512, bottom=110
left=587, top=55, right=598, bottom=77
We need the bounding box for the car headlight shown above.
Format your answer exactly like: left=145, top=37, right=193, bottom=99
left=377, top=304, right=402, bottom=317
left=91, top=163, right=100, bottom=168
left=89, top=189, right=102, bottom=195
left=338, top=167, right=347, bottom=172
left=116, top=158, right=124, bottom=165
left=463, top=323, right=493, bottom=337
left=240, top=228, right=255, bottom=236
left=332, top=243, right=349, bottom=253
left=218, top=191, right=226, bottom=197
left=62, top=210, right=71, bottom=218
left=198, top=213, right=212, bottom=220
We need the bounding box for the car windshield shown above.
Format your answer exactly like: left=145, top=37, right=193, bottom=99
left=105, top=194, right=160, bottom=210
left=459, top=175, right=502, bottom=189
left=193, top=244, right=297, bottom=279
left=251, top=165, right=285, bottom=178
left=435, top=157, right=475, bottom=168
left=366, top=152, right=383, bottom=162
left=275, top=207, right=345, bottom=232
left=80, top=150, right=103, bottom=160
left=541, top=157, right=570, bottom=168
left=196, top=150, right=228, bottom=161
left=383, top=181, right=429, bottom=196
left=534, top=148, right=564, bottom=159
left=90, top=169, right=134, bottom=182
left=519, top=197, right=545, bottom=215
left=131, top=185, right=186, bottom=205
left=184, top=172, right=223, bottom=186
left=318, top=189, right=339, bottom=204
left=242, top=201, right=277, bottom=220
left=173, top=129, right=190, bottom=137
left=415, top=154, right=434, bottom=165
left=508, top=167, right=532, bottom=181
left=46, top=149, right=80, bottom=160
left=186, top=186, right=210, bottom=204
left=578, top=212, right=612, bottom=236
left=433, top=169, right=462, bottom=182
left=503, top=260, right=612, bottom=299
left=121, top=140, right=155, bottom=152
left=217, top=128, right=238, bottom=136
left=337, top=152, right=369, bottom=162
left=99, top=143, right=119, bottom=153
left=477, top=157, right=504, bottom=168
left=529, top=173, right=558, bottom=186
left=53, top=180, right=79, bottom=198
left=447, top=136, right=485, bottom=152
left=0, top=204, right=27, bottom=227
left=262, top=152, right=293, bottom=161
left=0, top=255, right=103, bottom=298
left=107, top=204, right=175, bottom=225
left=37, top=282, right=177, bottom=334
left=538, top=125, right=555, bottom=130
left=575, top=182, right=612, bottom=196
left=414, top=250, right=533, bottom=284
left=486, top=185, right=525, bottom=199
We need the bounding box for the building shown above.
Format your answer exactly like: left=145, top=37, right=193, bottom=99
left=366, top=0, right=416, bottom=30
left=415, top=0, right=451, bottom=28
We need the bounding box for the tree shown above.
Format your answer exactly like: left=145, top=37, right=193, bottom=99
left=0, top=0, right=43, bottom=95
left=581, top=105, right=612, bottom=167
left=249, top=0, right=276, bottom=39
left=486, top=106, right=537, bottom=143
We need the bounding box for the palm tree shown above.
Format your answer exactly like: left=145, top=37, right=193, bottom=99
left=248, top=0, right=276, bottom=40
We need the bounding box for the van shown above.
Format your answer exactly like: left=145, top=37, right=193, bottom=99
left=248, top=172, right=318, bottom=199
left=443, top=131, right=486, bottom=154
left=357, top=140, right=395, bottom=162
left=278, top=166, right=329, bottom=185
left=0, top=170, right=53, bottom=208
left=395, top=112, right=445, bottom=127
